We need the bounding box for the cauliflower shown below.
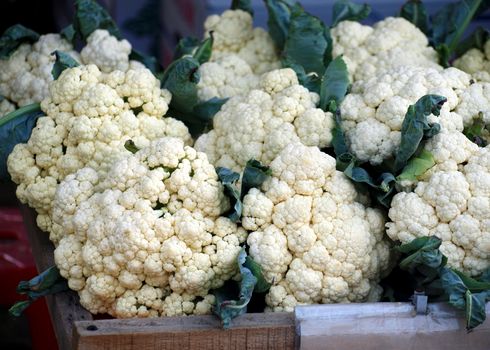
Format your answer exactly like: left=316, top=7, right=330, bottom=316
left=242, top=143, right=392, bottom=312
left=0, top=29, right=141, bottom=109
left=387, top=144, right=490, bottom=277
left=455, top=82, right=490, bottom=126
left=53, top=137, right=245, bottom=318
left=340, top=66, right=472, bottom=165
left=203, top=9, right=280, bottom=74
left=7, top=64, right=191, bottom=240
left=0, top=34, right=79, bottom=106
left=0, top=98, right=15, bottom=115
left=195, top=68, right=334, bottom=172
left=197, top=54, right=259, bottom=101
left=331, top=17, right=440, bottom=81
left=454, top=40, right=490, bottom=82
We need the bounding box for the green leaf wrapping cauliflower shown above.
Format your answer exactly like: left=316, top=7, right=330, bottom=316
left=331, top=17, right=440, bottom=81
left=194, top=68, right=334, bottom=172
left=53, top=137, right=246, bottom=318
left=387, top=144, right=490, bottom=277
left=0, top=29, right=142, bottom=110
left=340, top=66, right=472, bottom=165
left=7, top=64, right=191, bottom=241
left=203, top=9, right=280, bottom=75
left=241, top=143, right=393, bottom=312
left=454, top=39, right=490, bottom=82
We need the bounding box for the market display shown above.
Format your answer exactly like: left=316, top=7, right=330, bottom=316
left=2, top=0, right=490, bottom=333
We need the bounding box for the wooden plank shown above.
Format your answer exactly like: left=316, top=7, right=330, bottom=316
left=20, top=205, right=93, bottom=350
left=74, top=313, right=296, bottom=350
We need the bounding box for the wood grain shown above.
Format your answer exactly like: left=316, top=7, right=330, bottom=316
left=21, top=206, right=93, bottom=350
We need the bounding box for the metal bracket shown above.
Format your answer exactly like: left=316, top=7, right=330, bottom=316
left=412, top=290, right=428, bottom=315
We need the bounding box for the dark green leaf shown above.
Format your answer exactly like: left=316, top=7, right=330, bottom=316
left=129, top=49, right=164, bottom=78
left=281, top=58, right=321, bottom=93
left=0, top=24, right=39, bottom=58
left=397, top=149, right=435, bottom=182
left=331, top=0, right=371, bottom=27
left=217, top=167, right=242, bottom=222
left=393, top=95, right=446, bottom=172
left=231, top=0, right=254, bottom=15
left=124, top=140, right=139, bottom=154
left=441, top=267, right=470, bottom=309
left=283, top=6, right=331, bottom=75
left=463, top=113, right=488, bottom=147
left=465, top=290, right=489, bottom=330
left=455, top=26, right=489, bottom=57
left=173, top=37, right=200, bottom=61
left=264, top=0, right=299, bottom=49
left=344, top=162, right=377, bottom=188
left=9, top=266, right=69, bottom=316
left=60, top=24, right=76, bottom=44
left=241, top=159, right=271, bottom=199
left=192, top=97, right=228, bottom=131
left=431, top=0, right=483, bottom=66
left=319, top=56, right=349, bottom=111
left=51, top=51, right=80, bottom=80
left=452, top=269, right=490, bottom=292
left=396, top=236, right=442, bottom=254
left=161, top=56, right=200, bottom=114
left=331, top=109, right=351, bottom=164
left=193, top=35, right=213, bottom=65
left=244, top=256, right=271, bottom=293
left=0, top=103, right=43, bottom=181
left=74, top=0, right=122, bottom=41
left=398, top=237, right=446, bottom=274
left=399, top=0, right=429, bottom=34
left=213, top=249, right=258, bottom=328
left=480, top=268, right=490, bottom=283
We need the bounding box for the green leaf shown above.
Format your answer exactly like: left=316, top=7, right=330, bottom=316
left=454, top=26, right=489, bottom=57
left=9, top=266, right=69, bottom=317
left=399, top=0, right=429, bottom=34
left=396, top=236, right=442, bottom=254
left=217, top=167, right=242, bottom=222
left=397, top=149, right=435, bottom=182
left=282, top=58, right=321, bottom=93
left=240, top=159, right=272, bottom=199
left=283, top=6, right=332, bottom=75
left=430, top=0, right=483, bottom=66
left=74, top=0, right=122, bottom=41
left=161, top=56, right=200, bottom=114
left=452, top=269, right=490, bottom=292
left=0, top=24, right=39, bottom=59
left=0, top=103, right=43, bottom=181
left=441, top=268, right=470, bottom=309
left=319, top=56, right=349, bottom=111
left=51, top=51, right=80, bottom=80
left=463, top=113, right=488, bottom=147
left=213, top=249, right=258, bottom=328
left=397, top=237, right=446, bottom=273
left=60, top=24, right=76, bottom=44
left=231, top=0, right=254, bottom=15
left=264, top=0, right=299, bottom=49
left=244, top=256, right=271, bottom=293
left=331, top=0, right=371, bottom=27
left=465, top=290, right=489, bottom=330
left=393, top=95, right=446, bottom=172
left=173, top=37, right=200, bottom=61
left=193, top=35, right=213, bottom=65
left=190, top=97, right=228, bottom=134
left=124, top=140, right=139, bottom=154
left=331, top=109, right=351, bottom=165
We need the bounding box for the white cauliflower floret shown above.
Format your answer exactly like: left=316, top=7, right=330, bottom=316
left=203, top=9, right=280, bottom=74
left=7, top=64, right=191, bottom=240
left=455, top=82, right=490, bottom=126
left=195, top=68, right=334, bottom=172
left=197, top=55, right=259, bottom=101
left=0, top=98, right=15, bottom=115
left=387, top=145, right=490, bottom=276
left=454, top=40, right=490, bottom=82
left=340, top=66, right=472, bottom=165
left=331, top=17, right=440, bottom=81
left=243, top=143, right=393, bottom=311
left=53, top=138, right=244, bottom=318
left=0, top=34, right=78, bottom=106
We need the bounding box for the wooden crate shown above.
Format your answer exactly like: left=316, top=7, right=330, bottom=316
left=21, top=206, right=297, bottom=350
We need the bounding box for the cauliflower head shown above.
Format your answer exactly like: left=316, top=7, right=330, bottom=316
left=332, top=17, right=440, bottom=81
left=7, top=64, right=191, bottom=239
left=0, top=98, right=16, bottom=115
left=340, top=66, right=472, bottom=165
left=242, top=143, right=392, bottom=312
left=387, top=144, right=490, bottom=277
left=0, top=34, right=79, bottom=106
left=203, top=9, right=280, bottom=74
left=195, top=68, right=334, bottom=172
left=52, top=137, right=246, bottom=318
left=453, top=39, right=490, bottom=82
